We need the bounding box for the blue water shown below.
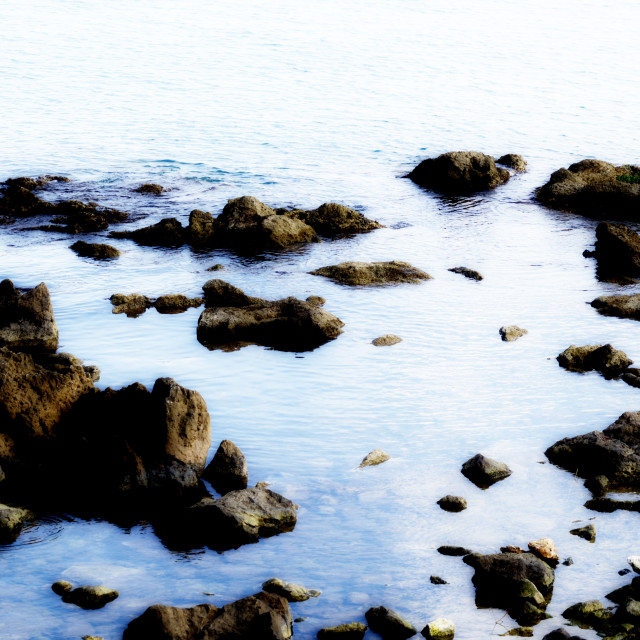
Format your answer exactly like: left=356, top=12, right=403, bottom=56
left=1, top=0, right=640, bottom=638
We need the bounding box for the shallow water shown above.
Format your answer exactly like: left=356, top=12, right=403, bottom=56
left=2, top=0, right=640, bottom=638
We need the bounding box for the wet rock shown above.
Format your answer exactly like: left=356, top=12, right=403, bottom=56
left=536, top=159, right=640, bottom=219
left=527, top=538, right=559, bottom=566
left=51, top=580, right=73, bottom=595
left=188, top=209, right=216, bottom=247
left=430, top=576, right=448, bottom=585
left=110, top=217, right=186, bottom=247
left=499, top=326, right=528, bottom=342
left=501, top=545, right=524, bottom=554
left=463, top=551, right=555, bottom=625
left=541, top=629, right=588, bottom=640
left=110, top=293, right=153, bottom=317
left=545, top=411, right=640, bottom=492
left=556, top=344, right=633, bottom=378
left=0, top=503, right=32, bottom=542
left=0, top=280, right=58, bottom=352
left=570, top=524, right=596, bottom=542
left=562, top=557, right=574, bottom=566
left=584, top=474, right=609, bottom=497
left=497, top=154, right=527, bottom=173
left=501, top=627, right=533, bottom=637
left=60, top=585, right=119, bottom=610
left=365, top=605, right=417, bottom=640
left=437, top=545, right=472, bottom=556
left=207, top=263, right=225, bottom=271
left=202, top=279, right=263, bottom=308
left=310, top=261, right=432, bottom=286
left=622, top=368, right=640, bottom=388
left=154, top=294, right=203, bottom=314
left=372, top=334, right=403, bottom=347
left=203, top=439, right=248, bottom=495
left=133, top=183, right=165, bottom=195
left=359, top=449, right=390, bottom=468
left=616, top=598, right=640, bottom=624
left=70, top=240, right=121, bottom=260
left=407, top=151, right=510, bottom=195
left=591, top=293, right=640, bottom=321
left=436, top=495, right=467, bottom=512
left=197, top=283, right=344, bottom=352
left=585, top=497, right=640, bottom=512
left=123, top=591, right=292, bottom=640
left=292, top=202, right=382, bottom=236
left=629, top=556, right=640, bottom=575
left=461, top=453, right=512, bottom=489
left=592, top=222, right=640, bottom=281
left=448, top=266, right=483, bottom=281
left=562, top=600, right=610, bottom=627
left=39, top=199, right=128, bottom=234
left=261, top=577, right=321, bottom=602
left=421, top=618, right=455, bottom=639
left=317, top=622, right=367, bottom=639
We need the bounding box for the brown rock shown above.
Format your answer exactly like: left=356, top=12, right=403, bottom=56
left=261, top=577, right=321, bottom=602
left=449, top=266, right=483, bottom=281
left=60, top=585, right=119, bottom=610
left=110, top=293, right=153, bottom=317
left=317, top=622, right=367, bottom=639
left=499, top=326, right=528, bottom=342
left=365, top=606, right=417, bottom=640
left=203, top=439, right=248, bottom=494
left=70, top=240, right=121, bottom=260
left=437, top=495, right=467, bottom=512
left=153, top=294, right=203, bottom=314
left=372, top=334, right=402, bottom=347
left=591, top=293, right=640, bottom=320
left=593, top=222, right=640, bottom=280
left=358, top=449, right=390, bottom=468
left=133, top=183, right=165, bottom=195
left=528, top=538, right=559, bottom=566
left=497, top=154, right=527, bottom=173
left=110, top=218, right=186, bottom=247
left=0, top=503, right=33, bottom=542
left=293, top=202, right=382, bottom=235
left=310, top=261, right=431, bottom=286
left=557, top=344, right=632, bottom=377
left=461, top=453, right=512, bottom=488
left=188, top=209, right=216, bottom=247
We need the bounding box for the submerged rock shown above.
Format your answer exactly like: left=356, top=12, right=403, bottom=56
left=591, top=292, right=640, bottom=321
left=197, top=280, right=343, bottom=352
left=317, top=622, right=367, bottom=639
left=407, top=151, right=510, bottom=195
left=365, top=606, right=417, bottom=640
left=59, top=585, right=119, bottom=610
left=70, top=240, right=120, bottom=260
left=359, top=449, right=390, bottom=468
left=592, top=222, right=640, bottom=281
left=122, top=592, right=292, bottom=640
left=461, top=453, right=512, bottom=488
left=0, top=279, right=58, bottom=352
left=497, top=154, right=527, bottom=173
left=261, top=577, right=321, bottom=602
left=556, top=344, right=632, bottom=378
left=448, top=266, right=483, bottom=281
left=536, top=159, right=640, bottom=219
left=203, top=439, right=248, bottom=495
left=133, top=183, right=166, bottom=195
left=437, top=495, right=467, bottom=512
left=310, top=261, right=431, bottom=286
left=499, top=326, right=528, bottom=342
left=372, top=334, right=403, bottom=347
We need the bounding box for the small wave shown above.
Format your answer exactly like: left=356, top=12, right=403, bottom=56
left=0, top=514, right=73, bottom=551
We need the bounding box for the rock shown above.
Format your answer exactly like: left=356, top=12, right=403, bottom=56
left=110, top=293, right=153, bottom=317
left=629, top=556, right=640, bottom=574
left=359, top=449, right=390, bottom=468
left=110, top=217, right=187, bottom=247
left=123, top=591, right=292, bottom=640
left=607, top=577, right=640, bottom=605
left=591, top=293, right=640, bottom=320
left=461, top=453, right=512, bottom=489
left=430, top=576, right=448, bottom=584
left=133, top=183, right=165, bottom=195
left=293, top=202, right=382, bottom=235
left=542, top=629, right=588, bottom=640
left=437, top=546, right=472, bottom=556
left=202, top=279, right=263, bottom=308
left=317, top=622, right=367, bottom=639
left=261, top=577, right=321, bottom=602
left=310, top=261, right=432, bottom=286
left=616, top=598, right=640, bottom=623
left=197, top=284, right=344, bottom=352
left=499, top=326, right=528, bottom=342
left=562, top=558, right=574, bottom=566
left=188, top=209, right=216, bottom=247
left=501, top=545, right=524, bottom=554
left=35, top=199, right=128, bottom=234
left=372, top=334, right=403, bottom=347
left=497, top=154, right=527, bottom=173
left=60, top=585, right=119, bottom=610
left=501, top=628, right=533, bottom=637
left=421, top=618, right=455, bottom=639
left=185, top=486, right=298, bottom=549
left=527, top=538, right=559, bottom=566
left=592, top=222, right=640, bottom=280
left=51, top=580, right=73, bottom=595
left=436, top=495, right=467, bottom=512
left=364, top=606, right=417, bottom=640
left=153, top=294, right=203, bottom=314
left=536, top=159, right=640, bottom=218
left=407, top=151, right=510, bottom=195
left=585, top=497, right=640, bottom=512
left=207, top=263, right=225, bottom=271
left=463, top=551, right=555, bottom=625
left=0, top=280, right=58, bottom=352
left=0, top=503, right=32, bottom=542
left=70, top=240, right=121, bottom=260
left=562, top=600, right=609, bottom=627
left=448, top=267, right=483, bottom=281
left=545, top=411, right=640, bottom=491
left=204, top=439, right=248, bottom=494
left=622, top=368, right=640, bottom=388
left=570, top=524, right=596, bottom=542
left=584, top=474, right=609, bottom=496
left=556, top=344, right=633, bottom=377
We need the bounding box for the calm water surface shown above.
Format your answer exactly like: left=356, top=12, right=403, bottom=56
left=1, top=0, right=640, bottom=638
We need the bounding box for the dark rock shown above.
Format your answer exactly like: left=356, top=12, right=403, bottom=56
left=536, top=159, right=640, bottom=219
left=123, top=591, right=292, bottom=640
left=436, top=495, right=467, bottom=512
left=292, top=202, right=382, bottom=236
left=110, top=217, right=187, bottom=247
left=541, top=628, right=588, bottom=640
left=619, top=569, right=632, bottom=576
left=60, top=585, right=119, bottom=610
left=0, top=184, right=54, bottom=216
left=365, top=605, right=417, bottom=640
left=615, top=598, right=640, bottom=623
left=562, top=558, right=574, bottom=566
left=501, top=627, right=533, bottom=637
left=110, top=293, right=153, bottom=317
left=133, top=183, right=165, bottom=195
left=310, top=261, right=432, bottom=286
left=407, top=151, right=510, bottom=195
left=606, top=577, right=640, bottom=604
left=430, top=576, right=448, bottom=585
left=202, top=279, right=263, bottom=308
left=0, top=279, right=58, bottom=352
left=569, top=524, right=596, bottom=542
left=517, top=602, right=551, bottom=626
left=562, top=600, right=614, bottom=630
left=622, top=368, right=640, bottom=388
left=584, top=474, right=609, bottom=496
left=591, top=293, right=640, bottom=321
left=197, top=282, right=344, bottom=352
left=501, top=546, right=524, bottom=554
left=188, top=209, right=216, bottom=247
left=70, top=240, right=121, bottom=260
left=207, top=263, right=225, bottom=272
left=585, top=497, right=640, bottom=512
left=556, top=344, right=633, bottom=377
left=317, top=622, right=367, bottom=639
left=0, top=503, right=33, bottom=542
left=497, top=154, right=527, bottom=173
left=261, top=577, right=321, bottom=602
left=203, top=439, right=248, bottom=494
left=592, top=222, right=640, bottom=280
left=448, top=266, right=483, bottom=281
left=37, top=199, right=127, bottom=234
left=51, top=580, right=73, bottom=595
left=153, top=294, right=203, bottom=314
left=461, top=453, right=512, bottom=489
left=499, top=326, right=528, bottom=342
left=437, top=545, right=472, bottom=556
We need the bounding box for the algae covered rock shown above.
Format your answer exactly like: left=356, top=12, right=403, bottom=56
left=310, top=261, right=431, bottom=286
left=422, top=617, right=455, bottom=639
left=317, top=622, right=367, bottom=639
left=570, top=524, right=596, bottom=542
left=110, top=293, right=153, bottom=317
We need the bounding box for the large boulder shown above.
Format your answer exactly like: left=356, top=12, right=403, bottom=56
left=556, top=344, right=633, bottom=378
left=407, top=151, right=510, bottom=195
left=203, top=439, right=248, bottom=495
left=123, top=591, right=292, bottom=640
left=310, top=261, right=432, bottom=286
left=187, top=209, right=216, bottom=247
left=0, top=280, right=58, bottom=352
left=461, top=453, right=512, bottom=489
left=591, top=293, right=640, bottom=320
left=592, top=222, right=640, bottom=280
left=197, top=282, right=343, bottom=352
left=536, top=159, right=640, bottom=218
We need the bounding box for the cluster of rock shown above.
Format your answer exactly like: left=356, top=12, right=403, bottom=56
left=110, top=292, right=204, bottom=317
left=557, top=344, right=640, bottom=388
left=110, top=196, right=382, bottom=250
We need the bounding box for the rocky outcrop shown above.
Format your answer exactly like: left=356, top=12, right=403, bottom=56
left=261, top=577, right=321, bottom=602
left=448, top=266, right=483, bottom=281
left=359, top=449, right=390, bottom=468
left=461, top=453, right=512, bottom=489
left=365, top=606, right=417, bottom=640
left=545, top=411, right=640, bottom=497
left=372, top=334, right=402, bottom=347
left=310, top=261, right=431, bottom=286
left=536, top=159, right=640, bottom=218
left=591, top=222, right=640, bottom=281
left=0, top=503, right=33, bottom=543
left=54, top=583, right=119, bottom=609
left=197, top=280, right=343, bottom=352
left=203, top=439, right=248, bottom=494
left=437, top=495, right=467, bottom=512
left=497, top=154, right=527, bottom=173
left=110, top=293, right=203, bottom=317
left=0, top=280, right=58, bottom=352
left=591, top=293, right=640, bottom=321
left=463, top=551, right=555, bottom=625
left=122, top=591, right=293, bottom=640
left=317, top=622, right=367, bottom=639
left=556, top=344, right=633, bottom=378
left=407, top=151, right=510, bottom=195
left=499, top=326, right=528, bottom=342
left=70, top=240, right=120, bottom=260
